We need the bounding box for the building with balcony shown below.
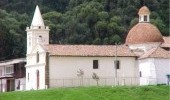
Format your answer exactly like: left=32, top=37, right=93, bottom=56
left=0, top=58, right=26, bottom=92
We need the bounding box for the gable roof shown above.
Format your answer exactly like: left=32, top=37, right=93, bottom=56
left=139, top=47, right=170, bottom=59
left=42, top=45, right=136, bottom=57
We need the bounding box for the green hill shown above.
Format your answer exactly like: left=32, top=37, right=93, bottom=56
left=0, top=86, right=169, bottom=100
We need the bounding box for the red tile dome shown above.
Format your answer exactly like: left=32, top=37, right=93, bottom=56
left=126, top=23, right=164, bottom=44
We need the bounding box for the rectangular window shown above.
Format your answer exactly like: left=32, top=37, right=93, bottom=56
left=144, top=16, right=147, bottom=21
left=93, top=60, right=98, bottom=69
left=5, top=65, right=14, bottom=74
left=140, top=71, right=142, bottom=77
left=114, top=60, right=120, bottom=69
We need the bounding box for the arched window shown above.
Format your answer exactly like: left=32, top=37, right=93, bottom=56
left=39, top=35, right=42, bottom=42
left=36, top=70, right=39, bottom=89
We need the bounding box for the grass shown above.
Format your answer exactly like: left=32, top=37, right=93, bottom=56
left=0, top=85, right=169, bottom=100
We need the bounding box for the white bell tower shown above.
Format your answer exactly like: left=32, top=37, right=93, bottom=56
left=26, top=5, right=50, bottom=54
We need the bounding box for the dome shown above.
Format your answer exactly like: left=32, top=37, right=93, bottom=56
left=138, top=6, right=150, bottom=15
left=126, top=23, right=164, bottom=44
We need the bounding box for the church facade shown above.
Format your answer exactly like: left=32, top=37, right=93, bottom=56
left=25, top=6, right=170, bottom=90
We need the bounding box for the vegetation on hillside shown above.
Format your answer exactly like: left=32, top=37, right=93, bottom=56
left=0, top=86, right=169, bottom=100
left=0, top=0, right=169, bottom=60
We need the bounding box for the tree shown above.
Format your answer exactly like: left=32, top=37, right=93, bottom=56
left=0, top=10, right=28, bottom=60
left=98, top=11, right=109, bottom=21
left=95, top=21, right=108, bottom=39
left=43, top=11, right=63, bottom=44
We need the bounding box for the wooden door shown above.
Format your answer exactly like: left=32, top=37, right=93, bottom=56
left=7, top=80, right=10, bottom=91
left=6, top=79, right=15, bottom=92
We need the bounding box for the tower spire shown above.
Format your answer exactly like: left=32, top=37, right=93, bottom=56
left=31, top=5, right=45, bottom=27
left=26, top=5, right=50, bottom=54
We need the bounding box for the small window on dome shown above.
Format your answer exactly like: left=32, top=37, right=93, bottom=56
left=144, top=15, right=147, bottom=21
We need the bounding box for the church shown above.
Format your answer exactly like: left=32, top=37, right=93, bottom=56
left=25, top=5, right=170, bottom=90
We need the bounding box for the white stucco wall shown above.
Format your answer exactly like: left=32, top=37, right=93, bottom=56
left=26, top=45, right=47, bottom=65
left=26, top=65, right=45, bottom=90
left=139, top=58, right=170, bottom=85
left=49, top=56, right=139, bottom=87
left=129, top=43, right=160, bottom=51
left=0, top=66, right=5, bottom=76
left=154, top=58, right=170, bottom=84
left=15, top=78, right=26, bottom=91
left=0, top=79, right=6, bottom=92
left=128, top=43, right=160, bottom=55
left=139, top=58, right=157, bottom=85
left=25, top=46, right=47, bottom=90
left=26, top=29, right=49, bottom=54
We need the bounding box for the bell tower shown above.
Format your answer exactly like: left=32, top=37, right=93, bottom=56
left=26, top=5, right=50, bottom=54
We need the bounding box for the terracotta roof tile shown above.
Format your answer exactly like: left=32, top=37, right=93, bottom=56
left=42, top=45, right=136, bottom=57
left=126, top=23, right=164, bottom=44
left=139, top=47, right=170, bottom=59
